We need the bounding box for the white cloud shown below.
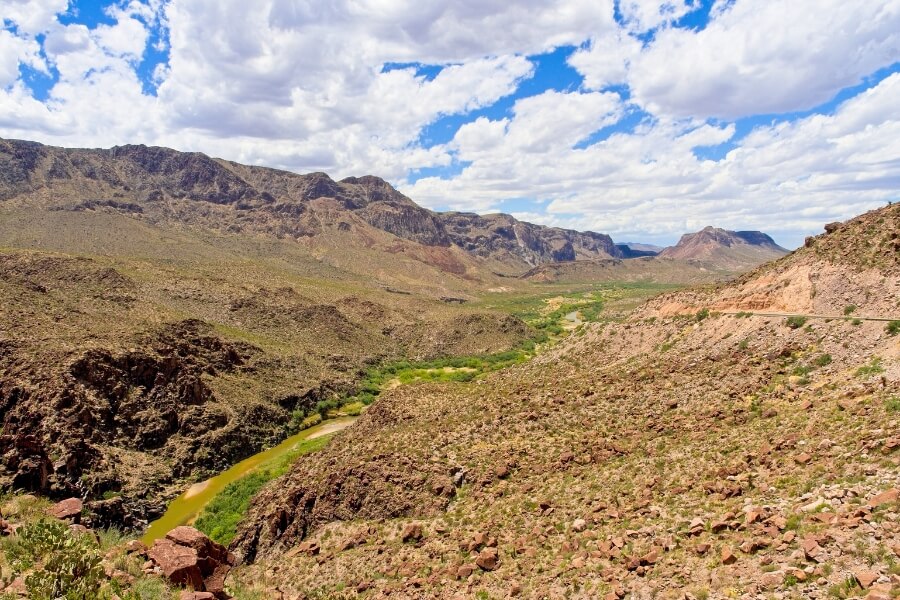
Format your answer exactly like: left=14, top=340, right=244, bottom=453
left=626, top=0, right=900, bottom=119
left=618, top=0, right=699, bottom=32
left=404, top=74, right=900, bottom=247
left=0, top=0, right=898, bottom=247
left=0, top=0, right=68, bottom=35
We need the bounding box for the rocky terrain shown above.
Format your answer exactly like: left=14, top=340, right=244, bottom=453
left=228, top=205, right=899, bottom=599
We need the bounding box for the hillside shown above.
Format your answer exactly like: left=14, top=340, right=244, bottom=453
left=658, top=226, right=789, bottom=270
left=230, top=205, right=899, bottom=599
left=0, top=138, right=620, bottom=276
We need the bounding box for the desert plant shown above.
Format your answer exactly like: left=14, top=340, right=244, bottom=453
left=785, top=315, right=807, bottom=329
left=886, top=320, right=900, bottom=336
left=5, top=519, right=104, bottom=600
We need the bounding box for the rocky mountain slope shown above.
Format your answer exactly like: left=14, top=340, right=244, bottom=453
left=659, top=226, right=788, bottom=270
left=230, top=205, right=899, bottom=599
left=0, top=138, right=619, bottom=275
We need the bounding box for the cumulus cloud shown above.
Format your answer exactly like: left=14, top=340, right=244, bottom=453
left=0, top=0, right=898, bottom=245
left=625, top=0, right=900, bottom=119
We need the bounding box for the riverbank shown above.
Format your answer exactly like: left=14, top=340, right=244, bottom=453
left=142, top=417, right=357, bottom=545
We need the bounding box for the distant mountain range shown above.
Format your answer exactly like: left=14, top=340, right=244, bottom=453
left=0, top=138, right=785, bottom=274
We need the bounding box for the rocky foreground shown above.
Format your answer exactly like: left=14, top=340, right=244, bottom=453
left=228, top=205, right=899, bottom=598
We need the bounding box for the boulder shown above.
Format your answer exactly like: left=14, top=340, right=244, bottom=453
left=854, top=570, right=879, bottom=589
left=721, top=547, right=737, bottom=565
left=148, top=538, right=203, bottom=590
left=868, top=488, right=898, bottom=508
left=46, top=498, right=82, bottom=522
left=401, top=523, right=423, bottom=543
left=476, top=547, right=499, bottom=571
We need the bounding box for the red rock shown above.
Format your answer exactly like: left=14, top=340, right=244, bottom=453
left=721, top=547, right=737, bottom=565
left=795, top=453, right=812, bottom=465
left=854, top=570, right=879, bottom=589
left=868, top=488, right=899, bottom=508
left=125, top=540, right=148, bottom=555
left=456, top=564, right=475, bottom=579
left=865, top=584, right=893, bottom=600
left=401, top=523, right=423, bottom=543
left=711, top=520, right=729, bottom=534
left=46, top=498, right=82, bottom=521
left=494, top=463, right=510, bottom=478
left=695, top=543, right=710, bottom=555
left=510, top=582, right=523, bottom=596
left=165, top=526, right=231, bottom=565
left=148, top=538, right=203, bottom=590
left=475, top=547, right=499, bottom=571
left=203, top=563, right=231, bottom=599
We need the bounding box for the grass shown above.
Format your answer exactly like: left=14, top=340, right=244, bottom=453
left=194, top=435, right=331, bottom=545
left=855, top=357, right=885, bottom=378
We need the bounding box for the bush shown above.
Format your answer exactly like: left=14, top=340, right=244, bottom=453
left=695, top=308, right=710, bottom=322
left=843, top=304, right=857, bottom=315
left=785, top=316, right=807, bottom=329
left=5, top=519, right=105, bottom=600
left=813, top=354, right=832, bottom=367
left=887, top=320, right=900, bottom=336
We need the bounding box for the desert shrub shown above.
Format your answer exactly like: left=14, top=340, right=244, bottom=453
left=785, top=316, right=807, bottom=329
left=886, top=320, right=900, bottom=336
left=843, top=304, right=857, bottom=315
left=814, top=354, right=833, bottom=367
left=695, top=308, right=710, bottom=322
left=856, top=357, right=885, bottom=377
left=5, top=519, right=104, bottom=600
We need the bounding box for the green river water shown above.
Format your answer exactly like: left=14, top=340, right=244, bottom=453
left=142, top=416, right=356, bottom=545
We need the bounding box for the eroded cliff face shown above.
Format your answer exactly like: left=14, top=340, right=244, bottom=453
left=439, top=212, right=622, bottom=267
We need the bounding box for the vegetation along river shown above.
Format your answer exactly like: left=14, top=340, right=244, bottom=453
left=142, top=417, right=357, bottom=544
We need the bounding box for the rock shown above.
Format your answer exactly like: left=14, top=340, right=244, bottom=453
left=572, top=518, right=587, bottom=532
left=125, top=540, right=148, bottom=555
left=46, top=497, right=83, bottom=521
left=868, top=488, right=898, bottom=508
left=801, top=537, right=822, bottom=561
left=494, top=463, right=510, bottom=479
left=721, top=547, right=737, bottom=565
left=401, top=522, right=423, bottom=543
left=865, top=584, right=893, bottom=600
left=801, top=497, right=828, bottom=512
left=854, top=570, right=879, bottom=589
left=689, top=518, right=705, bottom=535
left=794, top=452, right=812, bottom=465
left=475, top=547, right=499, bottom=571
left=711, top=520, right=729, bottom=534
left=510, top=582, right=523, bottom=596
left=148, top=538, right=204, bottom=590
left=695, top=543, right=710, bottom=555
left=456, top=564, right=475, bottom=579
left=180, top=593, right=216, bottom=600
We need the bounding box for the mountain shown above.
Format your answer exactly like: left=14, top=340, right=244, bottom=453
left=615, top=242, right=662, bottom=258
left=658, top=225, right=788, bottom=269
left=230, top=205, right=900, bottom=598
left=0, top=138, right=620, bottom=276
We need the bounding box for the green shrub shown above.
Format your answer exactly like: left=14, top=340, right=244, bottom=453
left=843, top=304, right=857, bottom=315
left=785, top=316, right=807, bottom=329
left=695, top=308, right=710, bottom=322
left=814, top=354, right=832, bottom=367
left=856, top=357, right=885, bottom=377
left=5, top=520, right=104, bottom=600
left=886, top=397, right=900, bottom=413
left=886, top=320, right=900, bottom=336
left=195, top=436, right=330, bottom=545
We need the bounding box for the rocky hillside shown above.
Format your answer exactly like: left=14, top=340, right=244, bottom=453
left=439, top=212, right=621, bottom=269
left=0, top=138, right=618, bottom=274
left=230, top=205, right=899, bottom=599
left=658, top=226, right=788, bottom=270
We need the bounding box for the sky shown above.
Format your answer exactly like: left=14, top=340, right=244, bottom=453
left=1, top=1, right=899, bottom=247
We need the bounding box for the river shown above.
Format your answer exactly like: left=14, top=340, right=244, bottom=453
left=141, top=416, right=356, bottom=544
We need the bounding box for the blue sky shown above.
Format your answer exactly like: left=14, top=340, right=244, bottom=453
left=1, top=0, right=899, bottom=247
